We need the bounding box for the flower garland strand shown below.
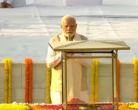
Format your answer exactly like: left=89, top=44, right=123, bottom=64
left=28, top=59, right=33, bottom=103
left=31, top=105, right=55, bottom=110
left=25, top=58, right=33, bottom=103
left=3, top=58, right=12, bottom=103
left=117, top=59, right=120, bottom=102
left=128, top=104, right=138, bottom=109
left=118, top=103, right=138, bottom=110
left=0, top=104, right=30, bottom=110
left=99, top=104, right=113, bottom=109
left=46, top=66, right=51, bottom=104
left=133, top=59, right=138, bottom=102
left=7, top=59, right=12, bottom=103
left=90, top=59, right=99, bottom=104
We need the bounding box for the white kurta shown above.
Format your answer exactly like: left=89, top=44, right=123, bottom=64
left=46, top=33, right=90, bottom=104
left=67, top=59, right=82, bottom=100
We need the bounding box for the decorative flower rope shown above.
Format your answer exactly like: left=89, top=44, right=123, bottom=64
left=118, top=103, right=138, bottom=110
left=99, top=104, right=113, bottom=109
left=28, top=59, right=33, bottom=103
left=42, top=104, right=80, bottom=110
left=8, top=59, right=12, bottom=103
left=90, top=59, right=99, bottom=104
left=118, top=104, right=129, bottom=110
left=25, top=58, right=33, bottom=103
left=46, top=66, right=51, bottom=104
left=117, top=59, right=120, bottom=102
left=41, top=105, right=62, bottom=110
left=0, top=104, right=30, bottom=110
left=31, top=105, right=55, bottom=110
left=133, top=59, right=138, bottom=102
left=3, top=58, right=12, bottom=103
left=25, top=59, right=29, bottom=103
left=128, top=103, right=138, bottom=109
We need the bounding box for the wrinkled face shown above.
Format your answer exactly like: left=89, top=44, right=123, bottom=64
left=61, top=18, right=77, bottom=39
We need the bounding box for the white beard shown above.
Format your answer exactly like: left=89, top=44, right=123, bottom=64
left=63, top=32, right=75, bottom=38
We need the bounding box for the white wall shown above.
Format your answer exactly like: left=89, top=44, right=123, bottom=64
left=0, top=63, right=46, bottom=103
left=64, top=0, right=102, bottom=6
left=29, top=0, right=102, bottom=6
left=12, top=0, right=26, bottom=7
left=0, top=62, right=134, bottom=103
left=33, top=0, right=64, bottom=6
left=26, top=0, right=34, bottom=5
left=13, top=0, right=138, bottom=7
left=103, top=0, right=138, bottom=5
left=32, top=0, right=138, bottom=6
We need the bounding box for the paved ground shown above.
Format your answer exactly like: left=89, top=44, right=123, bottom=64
left=0, top=5, right=138, bottom=62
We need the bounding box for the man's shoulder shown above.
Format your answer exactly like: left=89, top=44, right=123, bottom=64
left=78, top=34, right=88, bottom=40
left=51, top=34, right=60, bottom=42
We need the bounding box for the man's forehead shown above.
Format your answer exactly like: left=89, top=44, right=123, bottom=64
left=63, top=19, right=76, bottom=25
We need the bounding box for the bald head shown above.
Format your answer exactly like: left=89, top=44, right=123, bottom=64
left=61, top=15, right=77, bottom=40
left=61, top=15, right=76, bottom=25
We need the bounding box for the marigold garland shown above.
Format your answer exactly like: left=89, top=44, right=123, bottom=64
left=31, top=105, right=55, bottom=110
left=25, top=58, right=33, bottom=103
left=1, top=104, right=138, bottom=110
left=133, top=59, right=138, bottom=102
left=90, top=59, right=99, bottom=104
left=118, top=104, right=138, bottom=110
left=8, top=59, right=12, bottom=103
left=0, top=104, right=30, bottom=110
left=128, top=103, right=138, bottom=109
left=41, top=105, right=62, bottom=109
left=42, top=104, right=80, bottom=110
left=99, top=104, right=113, bottom=109
left=118, top=104, right=128, bottom=110
left=28, top=59, right=33, bottom=103
left=3, top=58, right=12, bottom=103
left=46, top=66, right=51, bottom=104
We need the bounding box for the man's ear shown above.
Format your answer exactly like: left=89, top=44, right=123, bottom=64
left=75, top=24, right=77, bottom=29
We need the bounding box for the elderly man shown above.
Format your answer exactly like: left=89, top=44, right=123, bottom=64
left=46, top=15, right=89, bottom=104
left=0, top=0, right=13, bottom=8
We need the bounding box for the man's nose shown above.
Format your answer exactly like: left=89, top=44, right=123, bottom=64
left=67, top=26, right=72, bottom=30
